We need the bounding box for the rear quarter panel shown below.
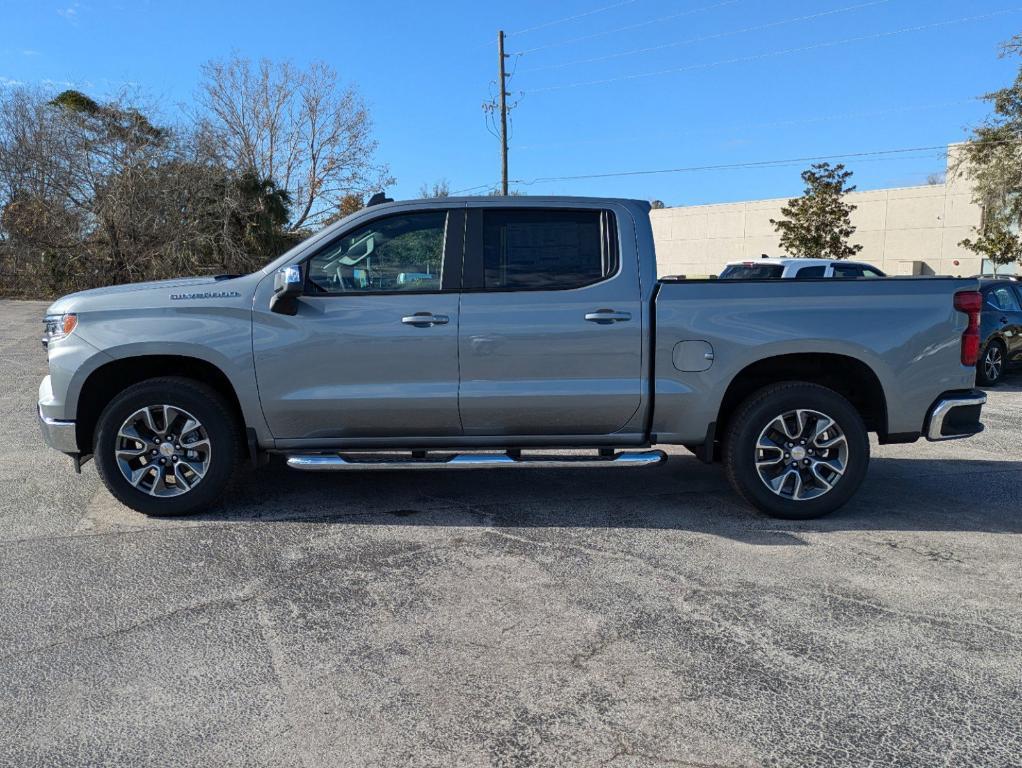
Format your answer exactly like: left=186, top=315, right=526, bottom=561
left=652, top=277, right=979, bottom=443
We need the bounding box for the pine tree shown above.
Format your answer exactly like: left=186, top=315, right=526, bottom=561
left=770, top=163, right=862, bottom=259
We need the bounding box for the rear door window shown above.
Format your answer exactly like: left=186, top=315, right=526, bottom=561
left=989, top=286, right=1022, bottom=312
left=832, top=264, right=864, bottom=278
left=795, top=265, right=826, bottom=278
left=478, top=209, right=617, bottom=291
left=718, top=264, right=784, bottom=279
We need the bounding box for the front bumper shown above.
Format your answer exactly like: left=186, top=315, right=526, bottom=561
left=38, top=404, right=78, bottom=454
left=38, top=374, right=78, bottom=454
left=925, top=389, right=986, bottom=441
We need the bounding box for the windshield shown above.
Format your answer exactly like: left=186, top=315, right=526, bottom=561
left=718, top=264, right=784, bottom=280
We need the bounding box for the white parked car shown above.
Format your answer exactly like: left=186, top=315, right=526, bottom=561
left=719, top=258, right=886, bottom=280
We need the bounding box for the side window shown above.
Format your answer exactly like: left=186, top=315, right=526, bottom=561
left=990, top=286, right=1022, bottom=312
left=307, top=211, right=447, bottom=294
left=832, top=264, right=863, bottom=278
left=481, top=209, right=617, bottom=291
left=795, top=265, right=826, bottom=278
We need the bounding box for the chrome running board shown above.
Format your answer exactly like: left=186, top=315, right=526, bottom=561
left=286, top=450, right=666, bottom=472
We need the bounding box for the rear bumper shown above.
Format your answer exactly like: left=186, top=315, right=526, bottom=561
left=925, top=389, right=986, bottom=441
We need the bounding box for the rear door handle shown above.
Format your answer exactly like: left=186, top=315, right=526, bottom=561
left=585, top=309, right=631, bottom=324
left=402, top=312, right=449, bottom=327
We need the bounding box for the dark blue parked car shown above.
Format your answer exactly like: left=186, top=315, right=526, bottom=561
left=977, top=278, right=1022, bottom=386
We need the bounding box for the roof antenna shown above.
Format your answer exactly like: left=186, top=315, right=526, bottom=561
left=367, top=192, right=393, bottom=207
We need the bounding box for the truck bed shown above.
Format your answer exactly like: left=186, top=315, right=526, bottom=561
left=650, top=276, right=979, bottom=444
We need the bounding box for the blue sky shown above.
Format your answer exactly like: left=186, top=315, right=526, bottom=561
left=0, top=0, right=1018, bottom=205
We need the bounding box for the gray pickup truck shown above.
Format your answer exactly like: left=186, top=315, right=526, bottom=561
left=38, top=196, right=987, bottom=520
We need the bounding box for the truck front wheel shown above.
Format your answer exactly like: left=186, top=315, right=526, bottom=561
left=93, top=377, right=242, bottom=516
left=723, top=383, right=870, bottom=520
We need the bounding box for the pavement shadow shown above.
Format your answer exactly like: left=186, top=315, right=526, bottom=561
left=200, top=454, right=1022, bottom=543
left=983, top=369, right=1022, bottom=393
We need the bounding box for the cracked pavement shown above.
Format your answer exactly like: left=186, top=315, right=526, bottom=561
left=1, top=298, right=1021, bottom=767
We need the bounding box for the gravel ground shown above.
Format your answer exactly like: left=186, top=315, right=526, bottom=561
left=1, top=298, right=1020, bottom=767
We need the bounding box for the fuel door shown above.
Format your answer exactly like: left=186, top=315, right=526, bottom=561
left=673, top=340, right=715, bottom=372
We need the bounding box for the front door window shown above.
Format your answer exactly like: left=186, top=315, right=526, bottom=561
left=307, top=212, right=447, bottom=294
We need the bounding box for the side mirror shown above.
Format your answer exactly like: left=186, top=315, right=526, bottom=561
left=270, top=265, right=303, bottom=316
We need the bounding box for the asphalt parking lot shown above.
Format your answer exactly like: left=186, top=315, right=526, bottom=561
left=1, top=298, right=1020, bottom=767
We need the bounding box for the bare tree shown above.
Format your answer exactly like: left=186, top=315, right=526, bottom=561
left=418, top=179, right=451, bottom=198
left=0, top=87, right=292, bottom=297
left=196, top=56, right=392, bottom=232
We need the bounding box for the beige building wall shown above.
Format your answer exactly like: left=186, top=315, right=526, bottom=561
left=651, top=147, right=984, bottom=278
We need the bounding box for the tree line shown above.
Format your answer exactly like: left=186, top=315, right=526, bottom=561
left=2, top=36, right=1020, bottom=297
left=0, top=56, right=391, bottom=297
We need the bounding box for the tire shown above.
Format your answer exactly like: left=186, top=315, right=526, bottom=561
left=723, top=382, right=870, bottom=520
left=977, top=340, right=1006, bottom=387
left=93, top=377, right=242, bottom=516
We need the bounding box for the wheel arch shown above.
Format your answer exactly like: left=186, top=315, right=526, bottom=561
left=983, top=334, right=1007, bottom=352
left=714, top=353, right=889, bottom=447
left=74, top=356, right=248, bottom=455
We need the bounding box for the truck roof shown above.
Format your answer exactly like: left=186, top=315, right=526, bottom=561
left=724, top=257, right=864, bottom=267
left=372, top=195, right=652, bottom=208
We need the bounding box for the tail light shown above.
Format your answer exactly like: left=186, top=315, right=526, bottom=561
left=954, top=290, right=982, bottom=366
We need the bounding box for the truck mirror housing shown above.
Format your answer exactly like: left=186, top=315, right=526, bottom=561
left=270, top=265, right=303, bottom=316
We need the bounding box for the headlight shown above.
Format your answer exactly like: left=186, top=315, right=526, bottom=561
left=42, top=313, right=78, bottom=349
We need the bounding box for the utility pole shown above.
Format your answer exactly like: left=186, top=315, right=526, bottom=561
left=498, top=30, right=509, bottom=195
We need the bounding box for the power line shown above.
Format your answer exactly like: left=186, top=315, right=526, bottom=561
left=514, top=99, right=980, bottom=151
left=521, top=0, right=890, bottom=73
left=517, top=0, right=743, bottom=55
left=527, top=8, right=1022, bottom=93
left=451, top=181, right=500, bottom=195
left=449, top=152, right=953, bottom=197
left=505, top=141, right=1022, bottom=187
left=509, top=0, right=641, bottom=38
left=449, top=143, right=958, bottom=195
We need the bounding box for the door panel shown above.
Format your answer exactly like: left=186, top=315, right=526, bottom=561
left=458, top=207, right=643, bottom=436
left=252, top=207, right=464, bottom=440
left=254, top=294, right=461, bottom=438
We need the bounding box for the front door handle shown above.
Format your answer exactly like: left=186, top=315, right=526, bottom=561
left=402, top=312, right=450, bottom=327
left=585, top=309, right=632, bottom=324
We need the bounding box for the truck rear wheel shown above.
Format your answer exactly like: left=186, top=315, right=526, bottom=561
left=723, top=382, right=869, bottom=520
left=93, top=377, right=242, bottom=516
